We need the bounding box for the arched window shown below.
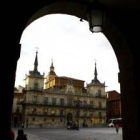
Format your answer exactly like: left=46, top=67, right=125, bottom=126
left=34, top=83, right=38, bottom=90
left=96, top=90, right=101, bottom=97
left=99, top=102, right=102, bottom=108
left=68, top=99, right=73, bottom=106
left=32, top=108, right=36, bottom=114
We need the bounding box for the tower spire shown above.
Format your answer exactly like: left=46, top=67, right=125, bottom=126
left=94, top=62, right=98, bottom=80
left=49, top=59, right=56, bottom=76
left=92, top=60, right=100, bottom=84
left=34, top=50, right=38, bottom=72
left=50, top=59, right=54, bottom=71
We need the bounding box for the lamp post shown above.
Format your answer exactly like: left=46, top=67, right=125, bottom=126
left=87, top=0, right=104, bottom=33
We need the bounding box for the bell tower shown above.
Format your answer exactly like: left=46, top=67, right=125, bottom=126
left=87, top=62, right=106, bottom=97
left=45, top=59, right=57, bottom=89
left=24, top=50, right=44, bottom=90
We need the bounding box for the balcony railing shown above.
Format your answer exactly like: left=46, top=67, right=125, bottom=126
left=27, top=113, right=105, bottom=118
left=26, top=88, right=43, bottom=91
left=20, top=101, right=106, bottom=110
left=38, top=89, right=106, bottom=98
left=27, top=113, right=66, bottom=117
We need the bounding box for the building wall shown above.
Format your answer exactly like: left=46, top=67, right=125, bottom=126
left=106, top=90, right=121, bottom=122
left=45, top=76, right=84, bottom=92
left=25, top=76, right=44, bottom=90
left=87, top=85, right=105, bottom=96
left=12, top=88, right=23, bottom=127
left=22, top=90, right=106, bottom=128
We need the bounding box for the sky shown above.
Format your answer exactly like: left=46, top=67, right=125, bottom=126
left=15, top=14, right=120, bottom=93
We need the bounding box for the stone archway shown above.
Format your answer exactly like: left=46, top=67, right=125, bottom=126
left=5, top=1, right=140, bottom=140
left=23, top=4, right=138, bottom=139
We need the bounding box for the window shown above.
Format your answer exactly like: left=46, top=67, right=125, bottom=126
left=32, top=108, right=36, bottom=114
left=60, top=118, right=62, bottom=122
left=90, top=101, right=93, bottom=107
left=60, top=98, right=64, bottom=106
left=52, top=98, right=56, bottom=105
left=24, top=96, right=26, bottom=102
left=34, top=83, right=38, bottom=90
left=84, top=112, right=87, bottom=117
left=90, top=111, right=93, bottom=116
left=44, top=97, right=48, bottom=105
left=75, top=99, right=81, bottom=107
left=99, top=112, right=102, bottom=118
left=44, top=109, right=48, bottom=115
left=68, top=99, right=73, bottom=106
left=60, top=110, right=63, bottom=116
left=33, top=96, right=37, bottom=104
left=96, top=90, right=101, bottom=97
left=98, top=102, right=102, bottom=108
left=76, top=110, right=80, bottom=117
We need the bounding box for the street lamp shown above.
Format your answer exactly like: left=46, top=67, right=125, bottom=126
left=87, top=0, right=104, bottom=33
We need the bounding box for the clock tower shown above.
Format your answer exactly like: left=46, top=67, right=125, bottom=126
left=87, top=62, right=106, bottom=97
left=24, top=51, right=44, bottom=90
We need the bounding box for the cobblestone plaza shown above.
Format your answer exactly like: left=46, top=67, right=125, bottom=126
left=13, top=127, right=122, bottom=140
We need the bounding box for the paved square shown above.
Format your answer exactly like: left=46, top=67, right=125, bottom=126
left=13, top=127, right=122, bottom=140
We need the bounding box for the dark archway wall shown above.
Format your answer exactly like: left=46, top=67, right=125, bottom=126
left=4, top=1, right=140, bottom=140
left=103, top=12, right=140, bottom=140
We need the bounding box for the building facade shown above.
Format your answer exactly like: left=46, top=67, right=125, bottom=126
left=12, top=86, right=24, bottom=127
left=106, top=90, right=121, bottom=123
left=20, top=51, right=106, bottom=128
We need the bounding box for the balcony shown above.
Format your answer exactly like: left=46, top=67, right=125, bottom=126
left=26, top=88, right=43, bottom=92
left=20, top=101, right=106, bottom=110
left=27, top=113, right=66, bottom=117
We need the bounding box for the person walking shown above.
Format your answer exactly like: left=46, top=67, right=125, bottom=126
left=76, top=120, right=79, bottom=130
left=115, top=124, right=119, bottom=134
left=16, top=129, right=27, bottom=140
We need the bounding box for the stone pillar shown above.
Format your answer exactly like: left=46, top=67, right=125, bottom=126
left=4, top=43, right=21, bottom=139
left=120, top=66, right=139, bottom=140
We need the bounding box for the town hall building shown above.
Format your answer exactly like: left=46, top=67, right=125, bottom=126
left=20, top=51, right=106, bottom=128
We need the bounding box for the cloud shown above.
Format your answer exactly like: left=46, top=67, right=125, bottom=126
left=15, top=14, right=120, bottom=93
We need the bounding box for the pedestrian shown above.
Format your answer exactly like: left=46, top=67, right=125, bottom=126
left=16, top=129, right=27, bottom=140
left=66, top=121, right=70, bottom=130
left=26, top=119, right=28, bottom=128
left=76, top=120, right=79, bottom=130
left=115, top=124, right=119, bottom=134
left=21, top=123, right=24, bottom=128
